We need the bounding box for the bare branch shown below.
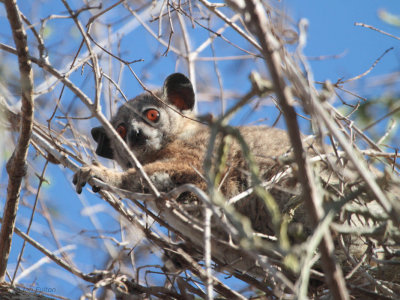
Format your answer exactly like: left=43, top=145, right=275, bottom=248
left=227, top=1, right=350, bottom=299
left=0, top=0, right=34, bottom=282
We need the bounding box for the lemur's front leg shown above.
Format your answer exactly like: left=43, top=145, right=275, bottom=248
left=72, top=160, right=204, bottom=194
left=73, top=162, right=126, bottom=194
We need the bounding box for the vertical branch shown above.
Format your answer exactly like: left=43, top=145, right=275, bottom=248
left=229, top=0, right=350, bottom=299
left=176, top=12, right=197, bottom=110
left=60, top=0, right=102, bottom=109
left=0, top=0, right=34, bottom=281
left=204, top=206, right=213, bottom=300
left=11, top=160, right=49, bottom=284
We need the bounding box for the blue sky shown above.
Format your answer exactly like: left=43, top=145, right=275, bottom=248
left=284, top=0, right=400, bottom=84
left=1, top=1, right=399, bottom=298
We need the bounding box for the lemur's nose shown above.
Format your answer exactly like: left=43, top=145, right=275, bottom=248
left=128, top=127, right=146, bottom=146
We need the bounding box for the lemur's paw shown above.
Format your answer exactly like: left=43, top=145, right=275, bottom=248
left=73, top=162, right=106, bottom=194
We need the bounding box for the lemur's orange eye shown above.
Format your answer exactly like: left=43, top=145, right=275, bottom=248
left=116, top=124, right=127, bottom=139
left=145, top=109, right=160, bottom=123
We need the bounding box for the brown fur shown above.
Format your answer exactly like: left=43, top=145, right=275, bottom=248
left=73, top=73, right=306, bottom=237
left=72, top=73, right=400, bottom=291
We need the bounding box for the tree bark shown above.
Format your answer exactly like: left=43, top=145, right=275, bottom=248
left=0, top=0, right=34, bottom=281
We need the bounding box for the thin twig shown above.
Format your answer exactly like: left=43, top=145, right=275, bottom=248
left=11, top=160, right=49, bottom=284
left=355, top=22, right=400, bottom=41
left=340, top=47, right=393, bottom=83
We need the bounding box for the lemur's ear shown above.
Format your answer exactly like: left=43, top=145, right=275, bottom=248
left=163, top=73, right=195, bottom=111
left=91, top=126, right=114, bottom=159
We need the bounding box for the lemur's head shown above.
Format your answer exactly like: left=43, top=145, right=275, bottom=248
left=91, top=73, right=195, bottom=169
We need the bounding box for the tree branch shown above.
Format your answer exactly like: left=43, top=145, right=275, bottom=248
left=228, top=0, right=350, bottom=299
left=0, top=0, right=34, bottom=282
